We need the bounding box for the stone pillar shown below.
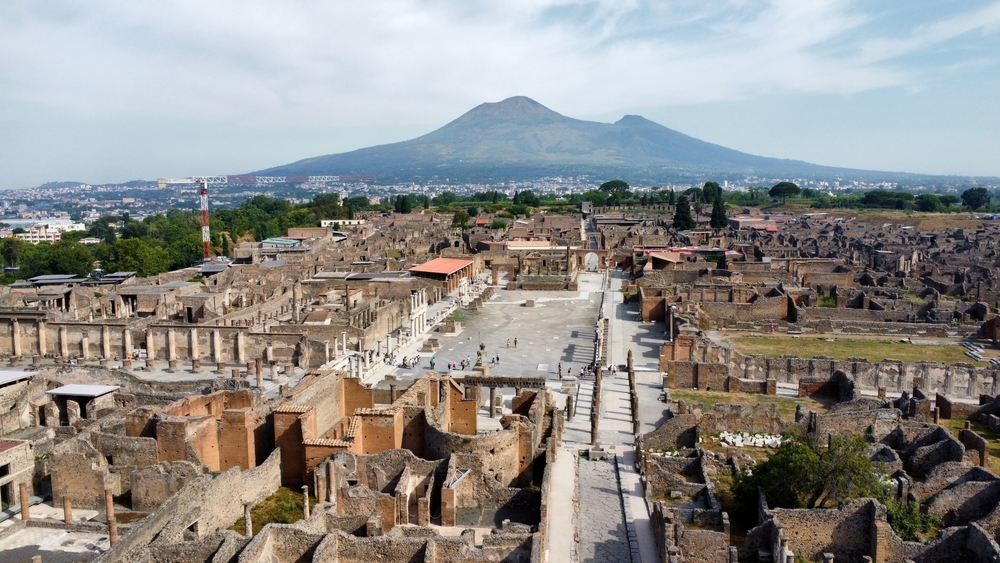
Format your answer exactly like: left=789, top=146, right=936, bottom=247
left=11, top=319, right=20, bottom=358
left=933, top=407, right=940, bottom=424
left=167, top=329, right=177, bottom=362
left=19, top=482, right=29, bottom=520
left=102, top=325, right=111, bottom=360
left=213, top=329, right=223, bottom=364
left=324, top=341, right=330, bottom=364
left=190, top=328, right=199, bottom=363
left=256, top=360, right=264, bottom=388
left=232, top=368, right=242, bottom=379
left=567, top=395, right=575, bottom=421
left=236, top=331, right=246, bottom=364
left=59, top=325, right=69, bottom=358
left=389, top=384, right=397, bottom=403
left=316, top=477, right=326, bottom=506
left=37, top=320, right=46, bottom=356
left=123, top=328, right=132, bottom=359
left=489, top=386, right=497, bottom=418
left=270, top=363, right=278, bottom=380
left=63, top=497, right=72, bottom=524
left=109, top=517, right=118, bottom=545
left=145, top=329, right=155, bottom=363
left=266, top=345, right=274, bottom=364
left=81, top=332, right=90, bottom=360
left=244, top=503, right=253, bottom=537
left=590, top=407, right=599, bottom=446
left=342, top=332, right=347, bottom=355
left=105, top=488, right=114, bottom=523
left=302, top=485, right=310, bottom=519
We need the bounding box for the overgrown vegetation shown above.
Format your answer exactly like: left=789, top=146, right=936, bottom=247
left=230, top=487, right=313, bottom=536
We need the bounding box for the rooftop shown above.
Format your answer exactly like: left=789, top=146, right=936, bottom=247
left=409, top=257, right=473, bottom=276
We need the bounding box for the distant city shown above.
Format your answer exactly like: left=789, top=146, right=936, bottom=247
left=7, top=174, right=997, bottom=233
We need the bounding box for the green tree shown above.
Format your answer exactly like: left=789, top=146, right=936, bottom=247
left=600, top=180, right=630, bottom=198
left=104, top=238, right=173, bottom=277
left=914, top=194, right=944, bottom=212
left=733, top=435, right=881, bottom=511
left=961, top=187, right=990, bottom=210
left=488, top=219, right=507, bottom=230
left=667, top=190, right=676, bottom=206
left=433, top=191, right=458, bottom=205
left=467, top=205, right=479, bottom=219
left=769, top=182, right=800, bottom=203
left=939, top=194, right=960, bottom=206
left=710, top=193, right=728, bottom=229
left=451, top=208, right=470, bottom=229
left=394, top=195, right=413, bottom=214
left=672, top=197, right=696, bottom=230
left=0, top=238, right=28, bottom=268
left=702, top=181, right=722, bottom=203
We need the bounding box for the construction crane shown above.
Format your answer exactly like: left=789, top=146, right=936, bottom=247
left=158, top=177, right=212, bottom=259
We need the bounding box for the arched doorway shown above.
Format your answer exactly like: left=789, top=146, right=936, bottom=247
left=585, top=252, right=599, bottom=272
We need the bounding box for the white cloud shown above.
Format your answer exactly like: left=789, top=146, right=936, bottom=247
left=2, top=0, right=994, bottom=128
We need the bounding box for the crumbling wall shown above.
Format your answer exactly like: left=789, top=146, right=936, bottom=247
left=131, top=460, right=207, bottom=512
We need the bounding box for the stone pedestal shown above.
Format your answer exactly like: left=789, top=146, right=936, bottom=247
left=32, top=355, right=40, bottom=366
left=192, top=358, right=201, bottom=371
left=167, top=359, right=178, bottom=371
left=145, top=358, right=154, bottom=369
left=232, top=368, right=242, bottom=379
left=122, top=359, right=132, bottom=369
left=217, top=362, right=227, bottom=373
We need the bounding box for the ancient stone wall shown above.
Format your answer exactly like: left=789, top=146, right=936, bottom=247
left=130, top=460, right=207, bottom=512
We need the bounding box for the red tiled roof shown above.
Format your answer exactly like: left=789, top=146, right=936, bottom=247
left=409, top=258, right=473, bottom=276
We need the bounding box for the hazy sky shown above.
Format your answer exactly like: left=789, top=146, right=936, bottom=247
left=2, top=1, right=999, bottom=189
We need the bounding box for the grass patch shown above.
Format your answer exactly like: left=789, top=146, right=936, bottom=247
left=667, top=388, right=830, bottom=421
left=725, top=335, right=987, bottom=366
left=445, top=309, right=474, bottom=323
left=230, top=487, right=313, bottom=535
left=385, top=248, right=403, bottom=259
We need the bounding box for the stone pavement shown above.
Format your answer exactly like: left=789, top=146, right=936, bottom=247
left=546, top=445, right=580, bottom=563
left=578, top=457, right=631, bottom=563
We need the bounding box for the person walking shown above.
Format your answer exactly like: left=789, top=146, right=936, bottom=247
left=513, top=338, right=518, bottom=348
left=557, top=362, right=562, bottom=378
left=506, top=339, right=510, bottom=348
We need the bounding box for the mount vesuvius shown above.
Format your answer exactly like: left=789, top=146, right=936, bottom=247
left=253, top=96, right=896, bottom=182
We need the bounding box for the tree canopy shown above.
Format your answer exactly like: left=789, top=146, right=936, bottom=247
left=709, top=193, right=728, bottom=229
left=672, top=197, right=696, bottom=230
left=769, top=182, right=800, bottom=203
left=961, top=187, right=990, bottom=210
left=599, top=180, right=630, bottom=197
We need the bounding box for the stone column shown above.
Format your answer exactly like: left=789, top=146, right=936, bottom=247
left=244, top=503, right=253, bottom=537
left=109, top=517, right=118, bottom=545
left=567, top=395, right=575, bottom=421
left=266, top=345, right=274, bottom=364
left=80, top=332, right=90, bottom=360
left=19, top=482, right=29, bottom=520
left=59, top=325, right=69, bottom=358
left=105, top=488, right=114, bottom=523
left=190, top=328, right=199, bottom=363
left=102, top=325, right=111, bottom=360
left=123, top=329, right=132, bottom=359
left=63, top=497, right=72, bottom=523
left=236, top=331, right=246, bottom=364
left=270, top=363, right=278, bottom=380
left=302, top=485, right=310, bottom=519
left=11, top=319, right=20, bottom=358
left=489, top=386, right=497, bottom=418
left=213, top=329, right=223, bottom=364
left=342, top=332, right=347, bottom=354
left=324, top=341, right=330, bottom=364
left=255, top=359, right=264, bottom=388
left=145, top=329, right=155, bottom=363
left=167, top=329, right=177, bottom=362
left=37, top=320, right=46, bottom=356
left=316, top=477, right=326, bottom=507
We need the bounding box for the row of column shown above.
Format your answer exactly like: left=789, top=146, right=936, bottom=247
left=5, top=320, right=282, bottom=368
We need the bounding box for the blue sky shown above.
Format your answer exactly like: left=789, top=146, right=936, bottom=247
left=1, top=0, right=999, bottom=188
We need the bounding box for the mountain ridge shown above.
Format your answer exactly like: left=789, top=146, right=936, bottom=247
left=252, top=96, right=924, bottom=182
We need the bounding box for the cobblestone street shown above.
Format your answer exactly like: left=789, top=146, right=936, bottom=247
left=578, top=457, right=631, bottom=563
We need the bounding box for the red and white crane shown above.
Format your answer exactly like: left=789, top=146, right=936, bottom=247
left=158, top=177, right=212, bottom=259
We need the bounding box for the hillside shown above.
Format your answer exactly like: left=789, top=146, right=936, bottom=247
left=254, top=97, right=913, bottom=182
